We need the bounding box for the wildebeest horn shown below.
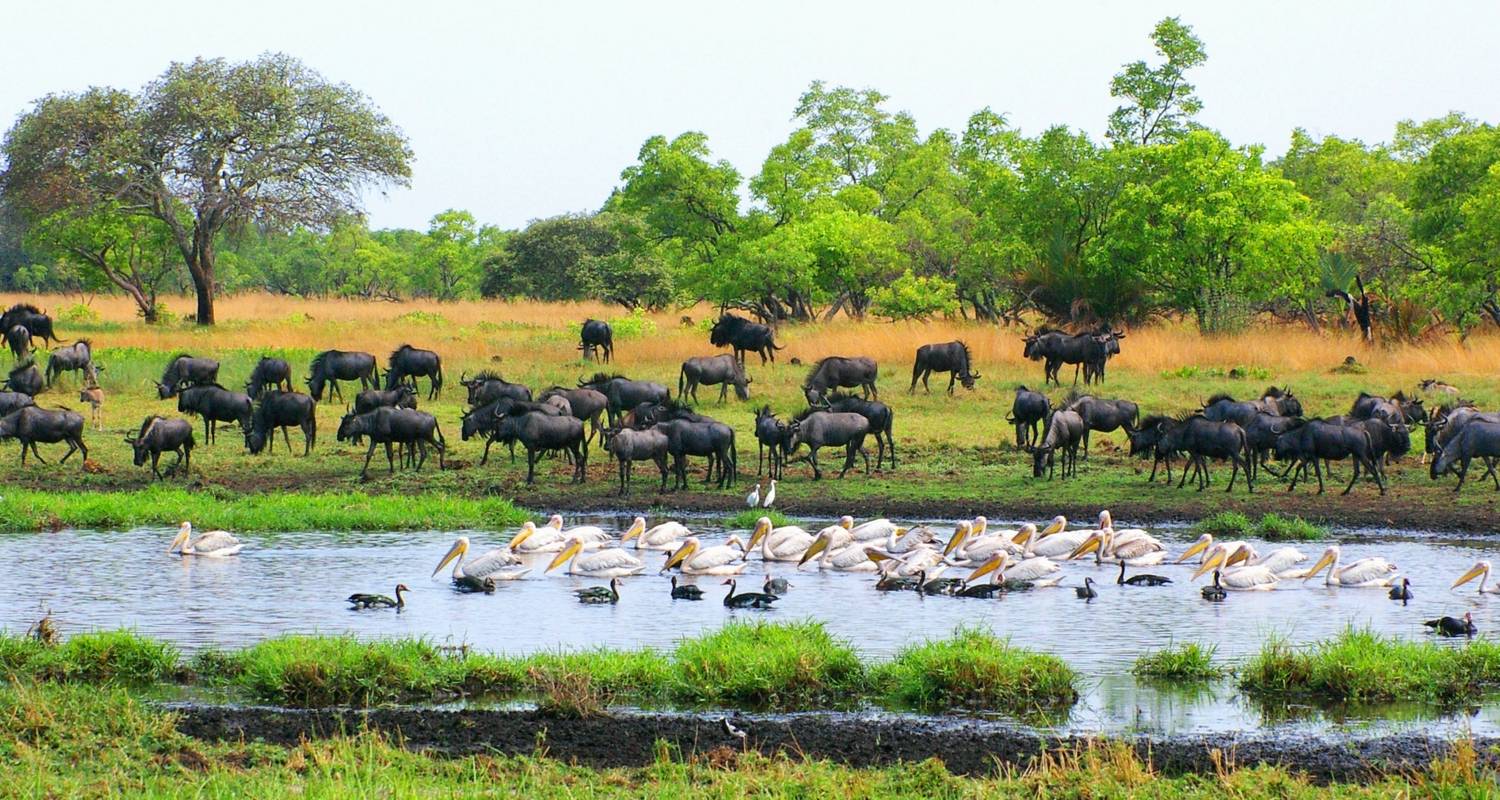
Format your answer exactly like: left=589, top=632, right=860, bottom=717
left=460, top=371, right=468, bottom=384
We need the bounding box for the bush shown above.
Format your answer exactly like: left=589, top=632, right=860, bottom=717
left=55, top=303, right=101, bottom=325
left=226, top=636, right=467, bottom=706
left=723, top=509, right=794, bottom=530
left=1240, top=629, right=1500, bottom=703
left=1132, top=643, right=1227, bottom=681
left=393, top=310, right=449, bottom=325
left=869, top=270, right=959, bottom=321
left=0, top=630, right=179, bottom=685
left=671, top=621, right=865, bottom=708
left=872, top=627, right=1078, bottom=715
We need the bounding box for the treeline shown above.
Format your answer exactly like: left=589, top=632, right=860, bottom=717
left=3, top=20, right=1499, bottom=335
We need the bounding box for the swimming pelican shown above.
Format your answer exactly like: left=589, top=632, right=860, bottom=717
left=168, top=522, right=242, bottom=557
left=885, top=525, right=936, bottom=555
left=797, top=531, right=881, bottom=572
left=746, top=483, right=761, bottom=507
left=1066, top=527, right=1165, bottom=566
left=661, top=536, right=748, bottom=575
left=1190, top=547, right=1280, bottom=591
left=508, top=521, right=568, bottom=553
left=868, top=545, right=946, bottom=577
left=848, top=517, right=903, bottom=543
left=621, top=517, right=691, bottom=551
left=1019, top=516, right=1093, bottom=559
left=762, top=479, right=777, bottom=507
left=1175, top=534, right=1251, bottom=565
left=545, top=537, right=645, bottom=577
left=1235, top=545, right=1310, bottom=578
left=348, top=584, right=408, bottom=609
left=943, top=521, right=1006, bottom=564
left=746, top=517, right=815, bottom=562
left=1451, top=560, right=1500, bottom=594
left=434, top=536, right=530, bottom=584
left=964, top=552, right=1062, bottom=585
left=1301, top=545, right=1398, bottom=587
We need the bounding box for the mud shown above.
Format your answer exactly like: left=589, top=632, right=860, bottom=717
left=168, top=704, right=1498, bottom=782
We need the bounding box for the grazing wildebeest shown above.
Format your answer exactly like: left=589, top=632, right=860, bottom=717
left=0, top=405, right=87, bottom=466
left=539, top=386, right=608, bottom=444
left=461, top=371, right=532, bottom=406
left=1029, top=409, right=1084, bottom=479
left=245, top=356, right=292, bottom=400
left=578, top=319, right=614, bottom=363
left=786, top=409, right=870, bottom=480
left=1008, top=386, right=1051, bottom=449
left=1275, top=419, right=1384, bottom=495
left=1171, top=415, right=1253, bottom=493
left=6, top=325, right=30, bottom=360
left=679, top=354, right=750, bottom=404
left=753, top=406, right=791, bottom=479
left=306, top=350, right=378, bottom=402
left=579, top=373, right=670, bottom=426
left=156, top=354, right=219, bottom=399
left=127, top=416, right=195, bottom=479
left=1023, top=328, right=1123, bottom=386
left=910, top=341, right=980, bottom=395
left=385, top=344, right=443, bottom=400
left=654, top=417, right=737, bottom=489
left=0, top=304, right=57, bottom=346
left=0, top=391, right=36, bottom=417
left=245, top=391, right=317, bottom=456
left=822, top=391, right=895, bottom=470
left=353, top=385, right=418, bottom=415
left=802, top=356, right=879, bottom=405
left=1201, top=387, right=1303, bottom=427
left=1242, top=412, right=1299, bottom=479
left=1128, top=415, right=1177, bottom=483
left=1065, top=394, right=1139, bottom=458
left=710, top=314, right=782, bottom=365
left=603, top=426, right=670, bottom=495
left=5, top=359, right=43, bottom=396
left=495, top=408, right=587, bottom=485
left=338, top=406, right=446, bottom=479
left=1430, top=421, right=1500, bottom=492
left=1351, top=391, right=1425, bottom=426
left=1428, top=405, right=1500, bottom=458
left=176, top=383, right=253, bottom=444
left=78, top=383, right=103, bottom=431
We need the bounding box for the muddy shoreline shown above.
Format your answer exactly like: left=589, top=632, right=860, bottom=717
left=168, top=704, right=1497, bottom=781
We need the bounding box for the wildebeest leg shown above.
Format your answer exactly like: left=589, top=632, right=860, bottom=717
left=361, top=441, right=378, bottom=480
left=1341, top=457, right=1363, bottom=495
left=654, top=453, right=669, bottom=492
left=384, top=441, right=396, bottom=474
left=1453, top=456, right=1470, bottom=492
left=480, top=437, right=495, bottom=466
left=617, top=457, right=628, bottom=496
left=151, top=450, right=163, bottom=480
left=525, top=448, right=540, bottom=485
left=807, top=446, right=822, bottom=481
left=1226, top=457, right=1241, bottom=493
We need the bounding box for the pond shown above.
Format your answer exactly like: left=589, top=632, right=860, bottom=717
left=3, top=513, right=1497, bottom=735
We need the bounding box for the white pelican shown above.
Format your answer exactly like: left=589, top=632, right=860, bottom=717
left=1176, top=534, right=1250, bottom=565
left=886, top=525, right=936, bottom=555
left=746, top=517, right=815, bottom=562
left=168, top=522, right=242, bottom=557
left=1235, top=545, right=1309, bottom=578
left=433, top=536, right=529, bottom=582
left=868, top=545, right=946, bottom=577
left=762, top=479, right=776, bottom=508
left=798, top=531, right=881, bottom=572
left=1096, top=510, right=1151, bottom=540
left=1301, top=545, right=1398, bottom=587
left=943, top=521, right=1020, bottom=564
left=508, top=521, right=566, bottom=553
left=746, top=483, right=761, bottom=507
left=661, top=536, right=748, bottom=575
left=1019, top=516, right=1094, bottom=559
left=621, top=517, right=691, bottom=551
left=1190, top=546, right=1279, bottom=591
left=545, top=536, right=645, bottom=577
left=848, top=517, right=904, bottom=543
left=1452, top=560, right=1500, bottom=594
left=810, top=516, right=855, bottom=549
left=1067, top=527, right=1166, bottom=566
left=965, top=552, right=1063, bottom=585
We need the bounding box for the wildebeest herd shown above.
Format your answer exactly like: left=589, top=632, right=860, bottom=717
left=2, top=303, right=1496, bottom=497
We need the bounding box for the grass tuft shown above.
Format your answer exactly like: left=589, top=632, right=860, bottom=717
left=872, top=627, right=1078, bottom=715
left=1240, top=628, right=1500, bottom=703
left=1256, top=513, right=1327, bottom=542
left=1192, top=511, right=1253, bottom=538
left=723, top=508, right=794, bottom=530
left=671, top=621, right=866, bottom=709
left=0, top=630, right=179, bottom=685
left=1131, top=643, right=1228, bottom=681
left=221, top=636, right=467, bottom=706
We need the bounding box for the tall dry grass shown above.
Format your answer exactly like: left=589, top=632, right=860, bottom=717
left=6, top=292, right=1500, bottom=379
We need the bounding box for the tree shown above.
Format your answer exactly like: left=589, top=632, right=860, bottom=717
left=1406, top=123, right=1500, bottom=328
left=415, top=210, right=492, bottom=301
left=1107, top=17, right=1207, bottom=147
left=0, top=53, right=412, bottom=324
left=614, top=132, right=741, bottom=266
left=26, top=206, right=182, bottom=321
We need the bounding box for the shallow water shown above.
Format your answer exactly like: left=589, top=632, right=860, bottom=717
left=4, top=514, right=1499, bottom=735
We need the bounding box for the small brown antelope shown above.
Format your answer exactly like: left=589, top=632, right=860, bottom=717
left=79, top=383, right=104, bottom=431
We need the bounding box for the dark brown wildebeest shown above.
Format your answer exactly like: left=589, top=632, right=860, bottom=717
left=353, top=386, right=418, bottom=415
left=753, top=406, right=791, bottom=479
left=710, top=314, right=782, bottom=365
left=910, top=341, right=980, bottom=395
left=1201, top=387, right=1303, bottom=426
left=0, top=304, right=56, bottom=346
left=0, top=391, right=36, bottom=417
left=385, top=344, right=443, bottom=400
left=802, top=356, right=878, bottom=405
left=5, top=359, right=43, bottom=396
left=786, top=409, right=869, bottom=481
left=603, top=426, right=670, bottom=495
left=1029, top=409, right=1084, bottom=480
left=821, top=391, right=895, bottom=470
left=1430, top=421, right=1500, bottom=492
left=156, top=354, right=219, bottom=399
left=6, top=325, right=31, bottom=360
left=176, top=383, right=253, bottom=444
left=1065, top=393, right=1139, bottom=459
left=679, top=354, right=750, bottom=403
left=579, top=319, right=613, bottom=363
left=0, top=405, right=87, bottom=466
left=461, top=371, right=532, bottom=406
left=338, top=406, right=446, bottom=479
left=578, top=373, right=670, bottom=426
left=307, top=350, right=378, bottom=402
left=1275, top=418, right=1384, bottom=496
left=245, top=356, right=292, bottom=400
left=127, top=415, right=195, bottom=479
left=1008, top=386, right=1051, bottom=449
left=495, top=407, right=587, bottom=485
left=245, top=391, right=317, bottom=456
left=539, top=386, right=608, bottom=445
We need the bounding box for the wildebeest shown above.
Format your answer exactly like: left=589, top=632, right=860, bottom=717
left=461, top=371, right=532, bottom=406
left=384, top=344, right=443, bottom=400
left=1418, top=379, right=1460, bottom=397
left=0, top=304, right=57, bottom=346
left=462, top=398, right=565, bottom=465
left=177, top=383, right=253, bottom=444
left=753, top=406, right=791, bottom=479
left=1428, top=405, right=1500, bottom=458
left=655, top=416, right=737, bottom=489
left=245, top=391, right=317, bottom=456
left=1029, top=409, right=1084, bottom=479
left=78, top=383, right=103, bottom=431
left=0, top=391, right=36, bottom=417
left=1201, top=387, right=1303, bottom=426
left=710, top=314, right=781, bottom=365
left=306, top=350, right=378, bottom=402
left=6, top=325, right=30, bottom=360
left=1332, top=416, right=1411, bottom=466
left=0, top=405, right=87, bottom=466
left=1065, top=394, right=1139, bottom=458
left=1169, top=415, right=1253, bottom=493
left=156, top=354, right=219, bottom=399
left=909, top=341, right=980, bottom=395
left=495, top=408, right=587, bottom=485
left=1023, top=328, right=1123, bottom=386
left=679, top=354, right=750, bottom=403
left=1128, top=415, right=1177, bottom=482
left=822, top=391, right=895, bottom=470
left=338, top=406, right=446, bottom=479
left=1430, top=421, right=1500, bottom=492
left=1351, top=391, right=1425, bottom=426
left=1242, top=412, right=1300, bottom=479
left=1008, top=386, right=1051, bottom=449
left=353, top=385, right=418, bottom=415
left=1275, top=419, right=1384, bottom=495
left=802, top=356, right=879, bottom=405
left=786, top=409, right=869, bottom=480
left=127, top=416, right=195, bottom=479
left=579, top=373, right=670, bottom=426
left=578, top=319, right=614, bottom=363
left=603, top=426, right=670, bottom=495
left=44, top=340, right=100, bottom=386
left=5, top=359, right=43, bottom=396
left=245, top=356, right=292, bottom=400
left=538, top=386, right=608, bottom=444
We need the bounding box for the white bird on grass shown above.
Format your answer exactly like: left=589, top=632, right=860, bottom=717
left=762, top=479, right=777, bottom=508
left=746, top=483, right=761, bottom=508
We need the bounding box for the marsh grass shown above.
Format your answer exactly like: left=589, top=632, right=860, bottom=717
left=0, top=630, right=179, bottom=685
left=671, top=621, right=866, bottom=709
left=1256, top=513, right=1328, bottom=541
left=871, top=627, right=1078, bottom=716
left=723, top=508, right=794, bottom=529
left=1240, top=628, right=1500, bottom=703
left=1131, top=643, right=1228, bottom=681
left=1192, top=511, right=1254, bottom=538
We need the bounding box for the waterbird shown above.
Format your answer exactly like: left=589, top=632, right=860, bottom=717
left=797, top=530, right=881, bottom=572
left=914, top=570, right=962, bottom=595
left=1190, top=545, right=1280, bottom=591
left=1075, top=576, right=1098, bottom=600
left=168, top=521, right=242, bottom=557
left=669, top=576, right=704, bottom=600
left=545, top=536, right=645, bottom=577
left=1019, top=516, right=1096, bottom=559
left=746, top=483, right=760, bottom=507
left=1068, top=526, right=1166, bottom=566
left=1176, top=534, right=1251, bottom=566
left=453, top=575, right=497, bottom=594
left=575, top=577, right=621, bottom=604
left=661, top=536, right=748, bottom=575
left=722, top=578, right=778, bottom=608
left=720, top=716, right=748, bottom=744
left=1117, top=559, right=1172, bottom=586
left=762, top=479, right=776, bottom=508
left=1451, top=560, right=1500, bottom=594
left=746, top=517, right=815, bottom=562
left=1424, top=612, right=1476, bottom=637
left=433, top=536, right=528, bottom=585
left=1389, top=578, right=1413, bottom=602
left=1301, top=545, right=1398, bottom=588
left=1200, top=571, right=1227, bottom=602
left=621, top=517, right=692, bottom=551
left=763, top=575, right=791, bottom=596
left=348, top=584, right=408, bottom=610
left=963, top=552, right=1062, bottom=586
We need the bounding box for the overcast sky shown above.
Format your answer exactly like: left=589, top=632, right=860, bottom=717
left=5, top=1, right=1498, bottom=231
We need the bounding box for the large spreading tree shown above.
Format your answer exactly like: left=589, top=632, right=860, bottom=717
left=0, top=53, right=411, bottom=324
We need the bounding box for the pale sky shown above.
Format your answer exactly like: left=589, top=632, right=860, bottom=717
left=5, top=1, right=1498, bottom=231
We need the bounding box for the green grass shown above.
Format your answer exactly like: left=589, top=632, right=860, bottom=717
left=0, top=630, right=179, bottom=685
left=0, top=487, right=528, bottom=532
left=1240, top=628, right=1500, bottom=703
left=871, top=627, right=1078, bottom=716
left=723, top=508, right=794, bottom=529
left=671, top=620, right=867, bottom=709
left=1192, top=511, right=1253, bottom=538
left=1256, top=513, right=1328, bottom=542
left=1132, top=643, right=1228, bottom=681
left=200, top=636, right=471, bottom=707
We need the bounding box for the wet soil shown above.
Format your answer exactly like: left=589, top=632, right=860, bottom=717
left=169, top=705, right=1498, bottom=782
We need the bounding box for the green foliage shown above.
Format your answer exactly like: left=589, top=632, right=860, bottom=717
left=1132, top=643, right=1227, bottom=680
left=0, top=630, right=178, bottom=685
left=1256, top=513, right=1327, bottom=542
left=872, top=627, right=1078, bottom=715
left=723, top=509, right=793, bottom=530
left=671, top=621, right=866, bottom=708
left=393, top=310, right=449, bottom=326
left=1192, top=511, right=1253, bottom=538
left=54, top=303, right=101, bottom=325
left=1240, top=629, right=1500, bottom=703
left=869, top=270, right=958, bottom=321
left=1108, top=17, right=1207, bottom=146
left=219, top=636, right=463, bottom=706
left=1159, top=365, right=1273, bottom=381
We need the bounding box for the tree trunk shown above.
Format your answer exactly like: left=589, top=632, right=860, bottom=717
left=190, top=234, right=216, bottom=326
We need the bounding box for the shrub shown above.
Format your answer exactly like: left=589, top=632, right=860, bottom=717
left=870, top=271, right=959, bottom=321
left=1256, top=513, right=1326, bottom=542
left=0, top=630, right=179, bottom=685
left=55, top=303, right=101, bottom=325
left=1240, top=629, right=1500, bottom=703
left=393, top=310, right=449, bottom=325
left=226, top=636, right=466, bottom=706
left=873, top=627, right=1078, bottom=715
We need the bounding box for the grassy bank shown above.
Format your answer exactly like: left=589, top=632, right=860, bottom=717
left=871, top=627, right=1078, bottom=716
left=1, top=683, right=1493, bottom=797
left=1192, top=511, right=1329, bottom=542
left=1240, top=629, right=1500, bottom=703
left=0, top=487, right=528, bottom=532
